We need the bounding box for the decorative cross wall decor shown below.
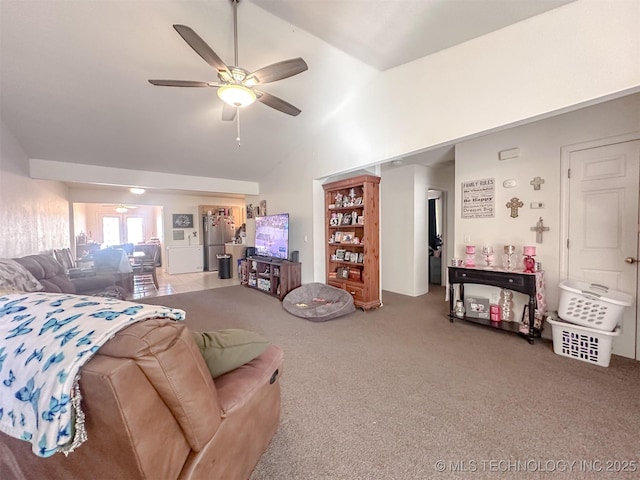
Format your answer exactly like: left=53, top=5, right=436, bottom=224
left=530, top=177, right=545, bottom=190
left=530, top=217, right=550, bottom=243
left=506, top=197, right=524, bottom=218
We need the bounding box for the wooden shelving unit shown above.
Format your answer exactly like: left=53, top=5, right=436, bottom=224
left=240, top=257, right=301, bottom=300
left=323, top=174, right=381, bottom=310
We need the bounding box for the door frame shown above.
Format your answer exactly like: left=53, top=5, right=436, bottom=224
left=559, top=132, right=640, bottom=280
left=560, top=132, right=640, bottom=360
left=427, top=188, right=447, bottom=288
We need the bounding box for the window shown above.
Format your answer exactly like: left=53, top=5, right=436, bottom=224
left=126, top=217, right=144, bottom=244
left=102, top=216, right=120, bottom=245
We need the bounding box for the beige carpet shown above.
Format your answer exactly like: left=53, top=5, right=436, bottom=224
left=140, top=286, right=640, bottom=480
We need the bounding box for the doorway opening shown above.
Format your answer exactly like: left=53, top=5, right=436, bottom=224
left=428, top=189, right=445, bottom=286
left=71, top=202, right=164, bottom=264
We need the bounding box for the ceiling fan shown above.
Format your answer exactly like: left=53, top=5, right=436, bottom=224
left=104, top=204, right=138, bottom=213
left=148, top=0, right=308, bottom=122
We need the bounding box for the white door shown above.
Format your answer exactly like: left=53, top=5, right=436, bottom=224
left=567, top=140, right=640, bottom=359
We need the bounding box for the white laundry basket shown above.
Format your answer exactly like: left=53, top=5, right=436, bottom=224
left=558, top=280, right=633, bottom=331
left=547, top=315, right=619, bottom=367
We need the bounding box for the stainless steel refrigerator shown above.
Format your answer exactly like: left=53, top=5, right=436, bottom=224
left=203, top=214, right=236, bottom=271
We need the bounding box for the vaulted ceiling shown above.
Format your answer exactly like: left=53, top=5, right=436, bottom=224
left=0, top=0, right=574, bottom=187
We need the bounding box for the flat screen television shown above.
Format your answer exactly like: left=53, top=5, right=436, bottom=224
left=254, top=213, right=289, bottom=260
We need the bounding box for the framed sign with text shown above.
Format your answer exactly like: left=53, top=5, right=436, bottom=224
left=172, top=213, right=194, bottom=228
left=462, top=178, right=495, bottom=218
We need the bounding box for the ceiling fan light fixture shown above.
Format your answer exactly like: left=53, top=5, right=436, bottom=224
left=217, top=84, right=256, bottom=107
left=115, top=206, right=128, bottom=213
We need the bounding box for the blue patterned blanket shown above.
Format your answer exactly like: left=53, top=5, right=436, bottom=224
left=0, top=291, right=185, bottom=457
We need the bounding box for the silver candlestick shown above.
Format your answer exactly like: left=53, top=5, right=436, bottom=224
left=502, top=245, right=516, bottom=271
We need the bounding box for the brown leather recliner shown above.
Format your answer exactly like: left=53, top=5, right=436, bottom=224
left=0, top=318, right=283, bottom=480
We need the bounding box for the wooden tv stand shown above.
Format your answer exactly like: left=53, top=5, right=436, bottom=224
left=240, top=257, right=301, bottom=300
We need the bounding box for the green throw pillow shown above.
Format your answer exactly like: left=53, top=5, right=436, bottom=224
left=192, top=329, right=270, bottom=378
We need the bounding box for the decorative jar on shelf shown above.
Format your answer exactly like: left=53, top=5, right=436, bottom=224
left=481, top=245, right=494, bottom=268
left=522, top=246, right=536, bottom=273
left=464, top=245, right=476, bottom=267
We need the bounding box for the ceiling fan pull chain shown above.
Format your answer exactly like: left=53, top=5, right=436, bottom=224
left=236, top=107, right=241, bottom=146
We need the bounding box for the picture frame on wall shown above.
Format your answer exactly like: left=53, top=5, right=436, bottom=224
left=172, top=214, right=194, bottom=228
left=461, top=178, right=495, bottom=218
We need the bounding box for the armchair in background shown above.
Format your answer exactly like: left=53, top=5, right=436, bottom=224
left=134, top=243, right=161, bottom=266
left=93, top=249, right=134, bottom=293
left=53, top=248, right=96, bottom=279
left=110, top=243, right=134, bottom=256
left=131, top=244, right=160, bottom=290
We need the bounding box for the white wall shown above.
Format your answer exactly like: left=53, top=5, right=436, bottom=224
left=255, top=0, right=639, bottom=288
left=256, top=143, right=317, bottom=282
left=380, top=163, right=455, bottom=296
left=30, top=159, right=259, bottom=196
left=454, top=93, right=640, bottom=326
left=381, top=165, right=419, bottom=295
left=312, top=0, right=640, bottom=178
left=0, top=121, right=70, bottom=257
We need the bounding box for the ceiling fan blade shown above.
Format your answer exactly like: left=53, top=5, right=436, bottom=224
left=173, top=24, right=231, bottom=78
left=255, top=90, right=302, bottom=116
left=246, top=58, right=308, bottom=86
left=221, top=103, right=237, bottom=121
left=148, top=80, right=211, bottom=87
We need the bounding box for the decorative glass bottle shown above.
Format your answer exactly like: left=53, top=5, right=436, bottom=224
left=522, top=246, right=536, bottom=273
left=481, top=245, right=494, bottom=268
left=465, top=245, right=476, bottom=267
